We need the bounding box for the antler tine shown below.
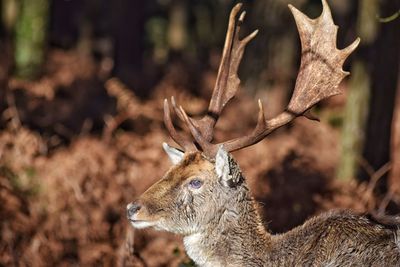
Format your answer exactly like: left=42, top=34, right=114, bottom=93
left=206, top=0, right=359, bottom=155
left=171, top=96, right=185, bottom=121
left=163, top=99, right=197, bottom=151
left=339, top=38, right=361, bottom=68
left=173, top=3, right=258, bottom=144
left=254, top=99, right=267, bottom=132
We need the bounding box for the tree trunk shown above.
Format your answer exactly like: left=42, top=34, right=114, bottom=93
left=361, top=0, right=400, bottom=182
left=337, top=60, right=371, bottom=180
left=336, top=0, right=378, bottom=180
left=388, top=66, right=400, bottom=193
left=49, top=0, right=83, bottom=48
left=111, top=0, right=150, bottom=97
left=14, top=0, right=49, bottom=79
left=1, top=0, right=17, bottom=127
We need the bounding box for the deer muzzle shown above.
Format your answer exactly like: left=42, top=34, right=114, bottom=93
left=126, top=200, right=159, bottom=229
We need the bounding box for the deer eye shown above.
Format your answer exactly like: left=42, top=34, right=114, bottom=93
left=189, top=179, right=203, bottom=189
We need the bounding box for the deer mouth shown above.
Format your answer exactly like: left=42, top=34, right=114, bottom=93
left=129, top=219, right=156, bottom=229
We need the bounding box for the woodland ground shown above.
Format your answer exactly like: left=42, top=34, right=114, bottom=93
left=0, top=49, right=398, bottom=267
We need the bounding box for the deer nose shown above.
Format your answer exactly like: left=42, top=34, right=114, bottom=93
left=127, top=202, right=141, bottom=218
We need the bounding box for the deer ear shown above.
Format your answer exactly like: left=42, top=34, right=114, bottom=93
left=163, top=143, right=184, bottom=164
left=215, top=146, right=241, bottom=187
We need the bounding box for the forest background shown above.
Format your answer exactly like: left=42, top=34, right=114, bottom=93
left=0, top=0, right=399, bottom=266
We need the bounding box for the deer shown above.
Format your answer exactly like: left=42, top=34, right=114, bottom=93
left=126, top=0, right=400, bottom=266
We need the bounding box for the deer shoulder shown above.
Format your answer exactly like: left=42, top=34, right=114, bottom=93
left=127, top=0, right=400, bottom=266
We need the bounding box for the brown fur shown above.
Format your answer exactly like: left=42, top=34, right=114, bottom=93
left=127, top=152, right=400, bottom=266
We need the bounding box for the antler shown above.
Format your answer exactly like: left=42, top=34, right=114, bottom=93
left=164, top=3, right=258, bottom=150
left=164, top=0, right=360, bottom=158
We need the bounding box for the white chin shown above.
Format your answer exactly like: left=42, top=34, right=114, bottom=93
left=130, top=220, right=156, bottom=229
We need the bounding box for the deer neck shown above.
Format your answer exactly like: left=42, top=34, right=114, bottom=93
left=183, top=184, right=272, bottom=267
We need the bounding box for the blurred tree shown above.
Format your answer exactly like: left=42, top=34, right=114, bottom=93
left=168, top=0, right=188, bottom=52
left=14, top=0, right=49, bottom=79
left=389, top=66, right=400, bottom=194
left=111, top=0, right=158, bottom=98
left=361, top=0, right=400, bottom=183
left=49, top=0, right=83, bottom=48
left=1, top=0, right=18, bottom=32
left=336, top=0, right=377, bottom=181
left=337, top=55, right=371, bottom=181
left=1, top=0, right=18, bottom=127
left=337, top=0, right=400, bottom=181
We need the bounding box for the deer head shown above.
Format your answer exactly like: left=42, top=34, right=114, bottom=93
left=127, top=144, right=246, bottom=235
left=127, top=0, right=359, bottom=235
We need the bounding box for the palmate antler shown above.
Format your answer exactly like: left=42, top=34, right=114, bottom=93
left=164, top=0, right=360, bottom=158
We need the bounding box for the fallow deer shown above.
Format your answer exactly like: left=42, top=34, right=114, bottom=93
left=127, top=1, right=400, bottom=266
